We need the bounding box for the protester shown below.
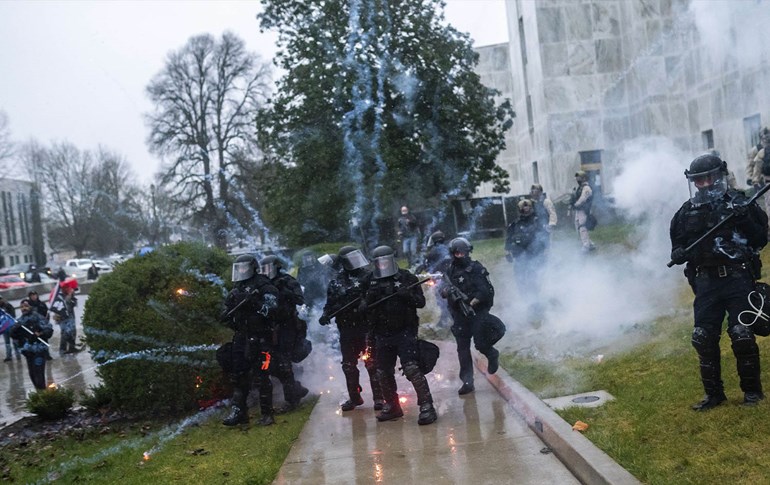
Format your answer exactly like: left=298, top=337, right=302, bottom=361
left=397, top=205, right=420, bottom=266
left=1, top=295, right=20, bottom=362
left=50, top=279, right=80, bottom=354
left=10, top=299, right=53, bottom=389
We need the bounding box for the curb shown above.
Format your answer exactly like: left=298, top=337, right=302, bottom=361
left=473, top=352, right=641, bottom=485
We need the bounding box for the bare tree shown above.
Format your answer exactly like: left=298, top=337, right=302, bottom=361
left=145, top=31, right=272, bottom=248
left=24, top=142, right=142, bottom=257
left=0, top=111, right=15, bottom=162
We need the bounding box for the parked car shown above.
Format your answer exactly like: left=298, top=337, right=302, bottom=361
left=0, top=263, right=51, bottom=282
left=91, top=259, right=113, bottom=273
left=64, top=259, right=93, bottom=278
left=0, top=275, right=30, bottom=289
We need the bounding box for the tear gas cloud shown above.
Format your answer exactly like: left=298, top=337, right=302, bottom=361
left=690, top=0, right=770, bottom=72
left=493, top=138, right=693, bottom=360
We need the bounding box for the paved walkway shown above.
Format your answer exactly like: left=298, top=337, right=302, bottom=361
left=274, top=341, right=580, bottom=484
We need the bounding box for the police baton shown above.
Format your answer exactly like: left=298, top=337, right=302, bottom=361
left=326, top=296, right=362, bottom=320
left=667, top=183, right=770, bottom=268
left=366, top=277, right=432, bottom=310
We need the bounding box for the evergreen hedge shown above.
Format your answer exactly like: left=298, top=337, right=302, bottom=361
left=83, top=242, right=232, bottom=415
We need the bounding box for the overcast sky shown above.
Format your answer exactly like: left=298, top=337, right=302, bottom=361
left=0, top=0, right=508, bottom=184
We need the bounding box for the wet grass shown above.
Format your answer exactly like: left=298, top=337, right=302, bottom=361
left=498, top=222, right=770, bottom=483
left=1, top=399, right=315, bottom=484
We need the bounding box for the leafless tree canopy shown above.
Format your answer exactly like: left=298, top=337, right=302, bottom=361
left=0, top=111, right=15, bottom=162
left=22, top=142, right=144, bottom=256
left=145, top=31, right=272, bottom=247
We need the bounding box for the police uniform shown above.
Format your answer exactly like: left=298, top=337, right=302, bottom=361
left=670, top=154, right=769, bottom=410
left=443, top=238, right=500, bottom=395
left=323, top=265, right=382, bottom=411
left=268, top=271, right=310, bottom=412
left=361, top=245, right=436, bottom=425
left=219, top=270, right=279, bottom=426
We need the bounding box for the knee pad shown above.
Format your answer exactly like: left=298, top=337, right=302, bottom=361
left=402, top=361, right=422, bottom=382
left=692, top=327, right=719, bottom=358
left=728, top=325, right=758, bottom=356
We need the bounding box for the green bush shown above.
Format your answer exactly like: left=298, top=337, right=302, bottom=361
left=83, top=242, right=233, bottom=415
left=26, top=386, right=75, bottom=420
left=79, top=384, right=113, bottom=413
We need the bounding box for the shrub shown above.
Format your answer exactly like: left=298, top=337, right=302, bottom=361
left=26, top=386, right=75, bottom=420
left=79, top=384, right=113, bottom=413
left=83, top=242, right=233, bottom=415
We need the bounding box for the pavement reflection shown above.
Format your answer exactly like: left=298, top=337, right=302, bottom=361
left=0, top=295, right=100, bottom=427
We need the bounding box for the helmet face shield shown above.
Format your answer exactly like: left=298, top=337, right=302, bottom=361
left=232, top=261, right=254, bottom=282
left=301, top=252, right=316, bottom=267
left=317, top=254, right=334, bottom=266
left=372, top=254, right=398, bottom=279
left=341, top=249, right=368, bottom=271
left=260, top=261, right=278, bottom=279
left=687, top=167, right=727, bottom=206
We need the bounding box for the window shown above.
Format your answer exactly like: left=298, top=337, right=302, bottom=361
left=532, top=161, right=539, bottom=184
left=518, top=16, right=527, bottom=66
left=526, top=94, right=534, bottom=133
left=701, top=129, right=714, bottom=150
left=744, top=114, right=762, bottom=149
left=579, top=150, right=603, bottom=194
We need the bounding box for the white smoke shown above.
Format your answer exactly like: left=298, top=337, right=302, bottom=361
left=690, top=0, right=770, bottom=71
left=494, top=137, right=692, bottom=360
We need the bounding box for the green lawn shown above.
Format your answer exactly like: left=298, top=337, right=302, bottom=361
left=1, top=399, right=315, bottom=484
left=497, top=223, right=770, bottom=484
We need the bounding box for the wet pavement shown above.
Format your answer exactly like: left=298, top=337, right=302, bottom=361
left=0, top=295, right=100, bottom=427
left=274, top=340, right=581, bottom=484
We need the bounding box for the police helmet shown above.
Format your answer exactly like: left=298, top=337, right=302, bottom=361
left=371, top=245, right=398, bottom=279
left=449, top=237, right=473, bottom=258
left=259, top=255, right=283, bottom=279
left=232, top=254, right=258, bottom=282
left=338, top=245, right=369, bottom=271
left=299, top=250, right=317, bottom=268
left=427, top=230, right=445, bottom=248
left=684, top=154, right=728, bottom=206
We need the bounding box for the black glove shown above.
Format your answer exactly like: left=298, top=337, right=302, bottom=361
left=670, top=247, right=688, bottom=265
left=731, top=203, right=749, bottom=217
left=319, top=314, right=331, bottom=326
left=747, top=178, right=754, bottom=186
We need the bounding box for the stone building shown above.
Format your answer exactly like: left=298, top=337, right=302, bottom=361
left=476, top=0, right=770, bottom=202
left=0, top=178, right=46, bottom=268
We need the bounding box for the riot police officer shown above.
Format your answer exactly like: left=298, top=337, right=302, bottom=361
left=505, top=199, right=549, bottom=301
left=441, top=237, right=500, bottom=395
left=417, top=230, right=451, bottom=274
left=296, top=249, right=332, bottom=311
left=218, top=254, right=279, bottom=426
left=360, top=245, right=437, bottom=425
left=260, top=255, right=310, bottom=413
left=320, top=246, right=383, bottom=411
left=670, top=154, right=768, bottom=410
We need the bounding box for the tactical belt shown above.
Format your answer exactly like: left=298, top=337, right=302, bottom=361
left=696, top=263, right=748, bottom=278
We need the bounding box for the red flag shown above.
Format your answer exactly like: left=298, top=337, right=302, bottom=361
left=48, top=281, right=60, bottom=306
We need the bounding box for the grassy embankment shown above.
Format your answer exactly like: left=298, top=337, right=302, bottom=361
left=1, top=400, right=315, bottom=484
left=495, top=224, right=770, bottom=484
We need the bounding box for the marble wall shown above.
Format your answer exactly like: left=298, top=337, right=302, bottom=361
left=493, top=0, right=770, bottom=201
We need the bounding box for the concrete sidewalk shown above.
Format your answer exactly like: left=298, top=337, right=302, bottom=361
left=274, top=341, right=589, bottom=484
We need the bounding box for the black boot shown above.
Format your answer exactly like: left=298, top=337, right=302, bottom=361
left=341, top=384, right=364, bottom=411
left=376, top=401, right=404, bottom=421
left=258, top=413, right=275, bottom=426
left=486, top=347, right=499, bottom=374
left=418, top=403, right=437, bottom=425
left=742, top=392, right=765, bottom=406
left=458, top=382, right=475, bottom=395
left=366, top=365, right=383, bottom=411
left=223, top=389, right=249, bottom=426
left=691, top=393, right=727, bottom=411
